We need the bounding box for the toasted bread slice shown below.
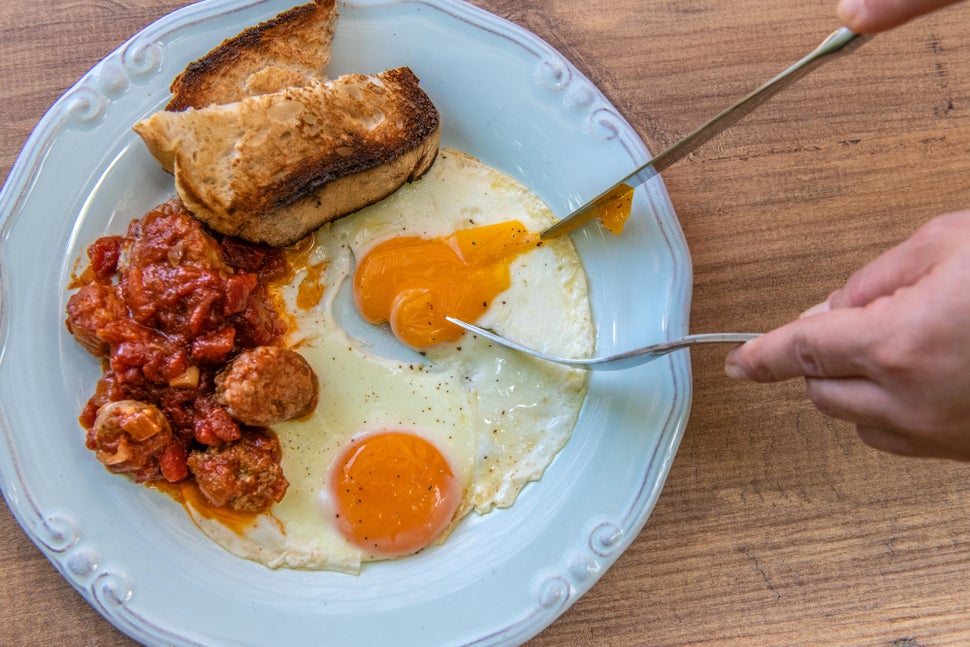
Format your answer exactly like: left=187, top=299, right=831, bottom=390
left=134, top=67, right=441, bottom=246
left=166, top=0, right=338, bottom=112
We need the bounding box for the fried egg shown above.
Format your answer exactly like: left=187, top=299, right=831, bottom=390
left=186, top=149, right=594, bottom=572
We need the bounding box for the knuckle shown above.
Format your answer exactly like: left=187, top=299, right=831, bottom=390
left=791, top=331, right=825, bottom=377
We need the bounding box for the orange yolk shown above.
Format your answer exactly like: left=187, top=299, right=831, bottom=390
left=353, top=220, right=539, bottom=348
left=596, top=183, right=635, bottom=235
left=330, top=431, right=460, bottom=557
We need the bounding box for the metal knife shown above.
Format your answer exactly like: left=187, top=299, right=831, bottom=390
left=539, top=26, right=870, bottom=240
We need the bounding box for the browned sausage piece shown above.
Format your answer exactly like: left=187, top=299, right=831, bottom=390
left=187, top=429, right=289, bottom=512
left=89, top=400, right=182, bottom=482
left=214, top=346, right=318, bottom=426
left=65, top=283, right=128, bottom=356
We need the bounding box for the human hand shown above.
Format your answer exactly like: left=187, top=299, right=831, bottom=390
left=837, top=0, right=966, bottom=33
left=724, top=210, right=970, bottom=460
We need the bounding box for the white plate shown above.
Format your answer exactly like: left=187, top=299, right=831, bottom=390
left=0, top=0, right=692, bottom=644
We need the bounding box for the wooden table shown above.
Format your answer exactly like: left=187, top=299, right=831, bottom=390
left=3, top=0, right=970, bottom=644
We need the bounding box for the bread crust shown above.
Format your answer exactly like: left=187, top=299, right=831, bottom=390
left=135, top=67, right=441, bottom=246
left=166, top=0, right=338, bottom=112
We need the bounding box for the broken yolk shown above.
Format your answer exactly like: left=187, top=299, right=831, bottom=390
left=330, top=431, right=460, bottom=557
left=596, top=183, right=635, bottom=235
left=353, top=220, right=539, bottom=348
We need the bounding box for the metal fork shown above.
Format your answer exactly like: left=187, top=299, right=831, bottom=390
left=446, top=317, right=759, bottom=371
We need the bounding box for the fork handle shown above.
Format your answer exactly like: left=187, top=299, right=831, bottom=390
left=649, top=333, right=762, bottom=354
left=596, top=332, right=762, bottom=370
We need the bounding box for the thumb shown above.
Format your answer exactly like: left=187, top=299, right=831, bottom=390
left=826, top=227, right=935, bottom=310
left=837, top=0, right=963, bottom=33
left=818, top=212, right=965, bottom=311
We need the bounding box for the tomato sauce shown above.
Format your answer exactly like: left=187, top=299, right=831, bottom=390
left=66, top=199, right=292, bottom=513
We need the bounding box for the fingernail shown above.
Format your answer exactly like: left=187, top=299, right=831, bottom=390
left=724, top=351, right=750, bottom=381
left=724, top=363, right=748, bottom=380
left=836, top=0, right=864, bottom=24
left=800, top=299, right=830, bottom=318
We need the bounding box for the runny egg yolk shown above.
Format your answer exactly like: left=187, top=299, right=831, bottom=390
left=353, top=220, right=539, bottom=348
left=330, top=431, right=460, bottom=558
left=596, top=183, right=635, bottom=235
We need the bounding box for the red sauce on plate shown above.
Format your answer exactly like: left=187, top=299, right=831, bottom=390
left=66, top=199, right=293, bottom=513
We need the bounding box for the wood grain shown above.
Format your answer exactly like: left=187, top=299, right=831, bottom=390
left=3, top=0, right=970, bottom=645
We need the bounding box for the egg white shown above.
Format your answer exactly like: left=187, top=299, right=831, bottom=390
left=187, top=149, right=594, bottom=572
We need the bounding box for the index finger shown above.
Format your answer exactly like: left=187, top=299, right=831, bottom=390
left=725, top=305, right=878, bottom=382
